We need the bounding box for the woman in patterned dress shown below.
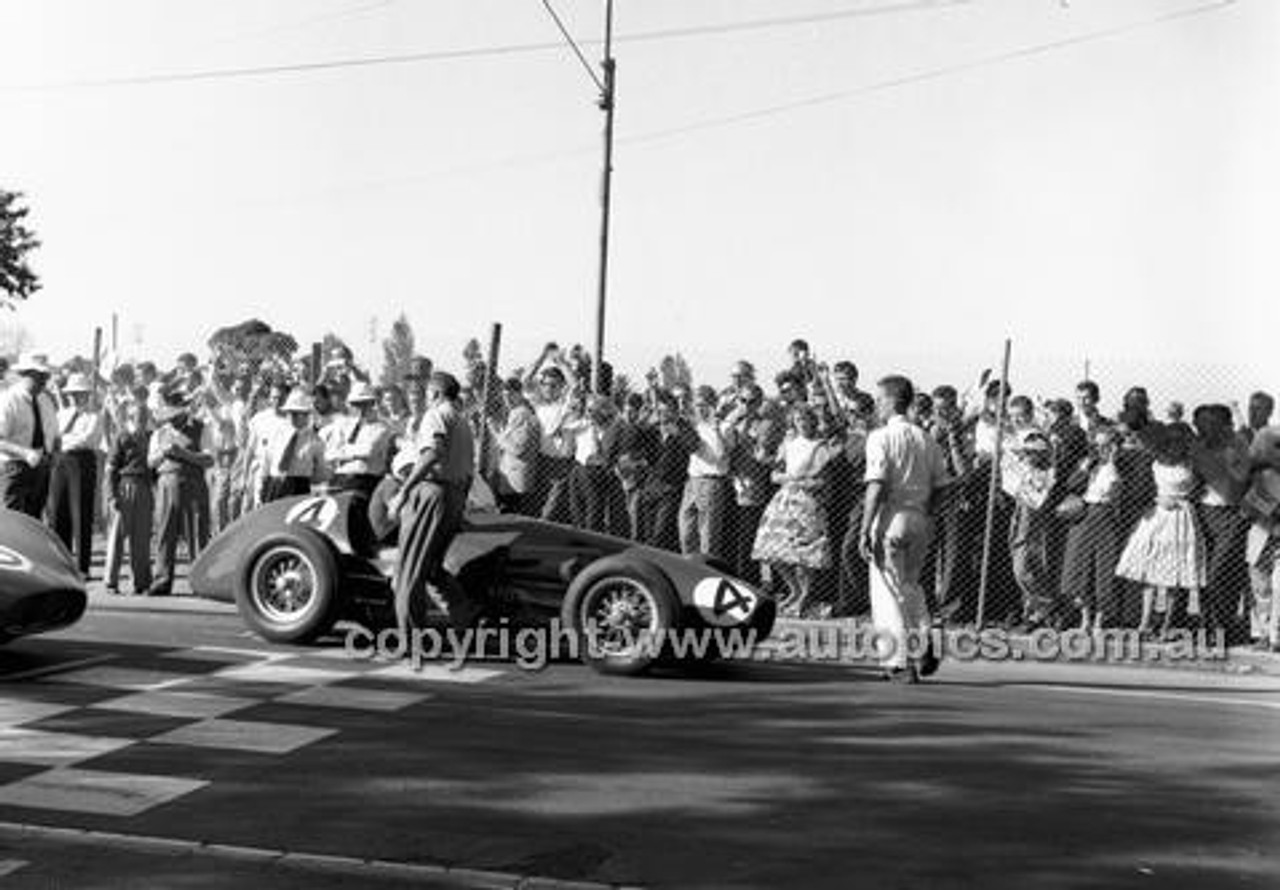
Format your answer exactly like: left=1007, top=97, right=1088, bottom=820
left=751, top=405, right=836, bottom=616
left=1115, top=424, right=1207, bottom=638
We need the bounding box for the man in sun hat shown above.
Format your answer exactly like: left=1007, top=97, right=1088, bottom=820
left=329, top=380, right=393, bottom=497
left=0, top=353, right=61, bottom=517
left=259, top=389, right=325, bottom=503
left=45, top=371, right=105, bottom=575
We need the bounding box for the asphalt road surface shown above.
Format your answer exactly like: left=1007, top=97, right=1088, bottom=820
left=0, top=589, right=1275, bottom=889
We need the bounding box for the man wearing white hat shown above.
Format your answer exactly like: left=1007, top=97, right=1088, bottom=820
left=46, top=371, right=105, bottom=575
left=329, top=381, right=393, bottom=497
left=259, top=389, right=326, bottom=503
left=0, top=354, right=61, bottom=517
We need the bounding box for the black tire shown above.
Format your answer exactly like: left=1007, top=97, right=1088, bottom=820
left=233, top=529, right=339, bottom=644
left=561, top=555, right=679, bottom=676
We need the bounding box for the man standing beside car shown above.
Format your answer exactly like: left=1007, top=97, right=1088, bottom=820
left=389, top=371, right=475, bottom=632
left=860, top=375, right=950, bottom=683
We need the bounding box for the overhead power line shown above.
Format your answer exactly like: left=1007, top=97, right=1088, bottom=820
left=619, top=0, right=1239, bottom=146
left=2, top=0, right=964, bottom=91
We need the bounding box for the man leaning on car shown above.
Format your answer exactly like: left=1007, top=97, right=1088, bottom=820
left=388, top=371, right=475, bottom=633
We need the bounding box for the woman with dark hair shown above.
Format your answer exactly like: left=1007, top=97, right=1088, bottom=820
left=1115, top=424, right=1207, bottom=638
left=751, top=405, right=836, bottom=616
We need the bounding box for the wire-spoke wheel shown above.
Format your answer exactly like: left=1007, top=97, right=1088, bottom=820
left=234, top=530, right=338, bottom=644
left=579, top=576, right=659, bottom=657
left=562, top=556, right=677, bottom=676
left=250, top=546, right=318, bottom=623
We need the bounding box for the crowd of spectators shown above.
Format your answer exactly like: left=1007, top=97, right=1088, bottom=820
left=0, top=336, right=1276, bottom=653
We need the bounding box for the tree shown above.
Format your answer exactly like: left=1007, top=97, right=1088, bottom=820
left=1, top=190, right=40, bottom=307
left=207, top=319, right=298, bottom=379
left=379, top=313, right=415, bottom=386
left=658, top=353, right=693, bottom=391
left=0, top=191, right=39, bottom=307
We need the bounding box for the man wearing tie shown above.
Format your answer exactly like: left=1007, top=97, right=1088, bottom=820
left=260, top=390, right=325, bottom=503
left=0, top=354, right=60, bottom=518
left=46, top=372, right=105, bottom=575
left=330, top=381, right=393, bottom=497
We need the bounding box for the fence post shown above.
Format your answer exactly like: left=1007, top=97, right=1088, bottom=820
left=976, top=338, right=1012, bottom=630
left=477, top=323, right=502, bottom=477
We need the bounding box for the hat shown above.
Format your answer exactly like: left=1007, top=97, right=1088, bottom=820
left=161, top=385, right=193, bottom=408
left=13, top=353, right=52, bottom=376
left=1015, top=431, right=1052, bottom=453
left=347, top=381, right=377, bottom=404
left=62, top=372, right=93, bottom=394
left=281, top=390, right=313, bottom=414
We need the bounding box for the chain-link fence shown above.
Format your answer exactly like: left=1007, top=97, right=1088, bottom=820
left=471, top=367, right=1277, bottom=652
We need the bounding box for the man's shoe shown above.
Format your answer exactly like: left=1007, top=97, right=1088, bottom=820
left=144, top=584, right=171, bottom=598
left=882, top=665, right=919, bottom=684
left=918, top=643, right=941, bottom=678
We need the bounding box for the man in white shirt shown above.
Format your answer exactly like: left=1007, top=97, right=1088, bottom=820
left=259, top=390, right=325, bottom=502
left=679, top=386, right=731, bottom=561
left=564, top=396, right=626, bottom=535
left=329, top=381, right=393, bottom=497
left=524, top=352, right=576, bottom=523
left=860, top=375, right=950, bottom=683
left=46, top=372, right=104, bottom=575
left=0, top=354, right=61, bottom=518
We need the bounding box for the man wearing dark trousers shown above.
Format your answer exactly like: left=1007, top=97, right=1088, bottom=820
left=390, top=372, right=475, bottom=632
left=146, top=387, right=213, bottom=596
left=0, top=354, right=60, bottom=518
left=46, top=372, right=104, bottom=576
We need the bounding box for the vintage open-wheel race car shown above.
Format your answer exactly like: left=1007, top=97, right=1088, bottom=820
left=190, top=482, right=776, bottom=675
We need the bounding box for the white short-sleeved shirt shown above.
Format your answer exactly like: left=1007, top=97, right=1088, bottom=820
left=864, top=415, right=948, bottom=513
left=0, top=386, right=60, bottom=464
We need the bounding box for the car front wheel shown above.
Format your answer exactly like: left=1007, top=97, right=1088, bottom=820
left=234, top=529, right=339, bottom=644
left=562, top=556, right=678, bottom=676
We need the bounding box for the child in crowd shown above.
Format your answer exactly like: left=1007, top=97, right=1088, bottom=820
left=1114, top=424, right=1206, bottom=638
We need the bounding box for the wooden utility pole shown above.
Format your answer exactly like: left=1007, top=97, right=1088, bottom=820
left=477, top=323, right=503, bottom=476
left=592, top=0, right=616, bottom=395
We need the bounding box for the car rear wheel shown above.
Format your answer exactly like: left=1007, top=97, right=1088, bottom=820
left=234, top=530, right=338, bottom=644
left=562, top=556, right=678, bottom=676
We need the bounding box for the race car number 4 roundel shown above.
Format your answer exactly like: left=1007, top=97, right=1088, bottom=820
left=692, top=577, right=758, bottom=626
left=0, top=545, right=33, bottom=572
left=284, top=496, right=339, bottom=532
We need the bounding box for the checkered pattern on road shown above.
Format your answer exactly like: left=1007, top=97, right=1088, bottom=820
left=0, top=646, right=504, bottom=817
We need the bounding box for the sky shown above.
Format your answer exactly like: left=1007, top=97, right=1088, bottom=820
left=0, top=0, right=1275, bottom=413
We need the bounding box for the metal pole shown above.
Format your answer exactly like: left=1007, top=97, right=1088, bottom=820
left=592, top=0, right=616, bottom=395
left=975, top=338, right=1012, bottom=630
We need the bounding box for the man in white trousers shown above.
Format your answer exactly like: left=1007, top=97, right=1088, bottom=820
left=860, top=375, right=950, bottom=683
